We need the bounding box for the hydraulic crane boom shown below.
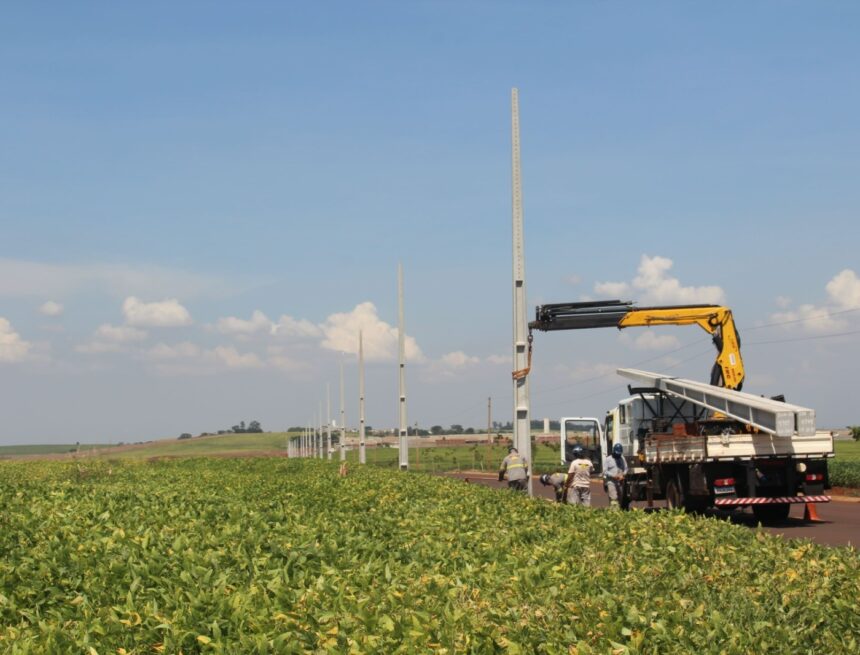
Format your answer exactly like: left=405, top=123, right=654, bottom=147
left=528, top=300, right=745, bottom=390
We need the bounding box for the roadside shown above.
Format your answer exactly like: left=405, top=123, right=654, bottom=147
left=446, top=471, right=860, bottom=548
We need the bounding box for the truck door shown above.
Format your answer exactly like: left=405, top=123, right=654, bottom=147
left=562, top=418, right=603, bottom=474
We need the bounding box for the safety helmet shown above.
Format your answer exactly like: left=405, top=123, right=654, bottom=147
left=572, top=445, right=584, bottom=457
left=508, top=446, right=518, bottom=453
left=612, top=443, right=624, bottom=456
left=539, top=473, right=551, bottom=486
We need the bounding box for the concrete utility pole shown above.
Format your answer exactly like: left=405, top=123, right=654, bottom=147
left=511, top=88, right=533, bottom=495
left=359, top=330, right=367, bottom=464
left=326, top=383, right=332, bottom=460
left=340, top=360, right=347, bottom=461
left=318, top=403, right=324, bottom=458
left=487, top=397, right=492, bottom=443
left=397, top=263, right=409, bottom=471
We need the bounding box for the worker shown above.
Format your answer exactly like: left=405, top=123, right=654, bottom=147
left=498, top=446, right=529, bottom=491
left=603, top=443, right=628, bottom=509
left=563, top=445, right=594, bottom=506
left=539, top=472, right=568, bottom=502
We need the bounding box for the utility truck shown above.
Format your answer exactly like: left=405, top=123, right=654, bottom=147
left=531, top=300, right=833, bottom=522
left=557, top=371, right=833, bottom=521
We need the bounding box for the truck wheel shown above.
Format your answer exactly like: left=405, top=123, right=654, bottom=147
left=752, top=504, right=790, bottom=524
left=666, top=477, right=684, bottom=510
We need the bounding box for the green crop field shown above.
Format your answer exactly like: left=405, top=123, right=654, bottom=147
left=834, top=439, right=860, bottom=461
left=0, top=444, right=116, bottom=457
left=1, top=458, right=858, bottom=654
left=346, top=442, right=564, bottom=474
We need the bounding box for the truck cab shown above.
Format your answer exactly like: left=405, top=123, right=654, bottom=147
left=559, top=416, right=603, bottom=474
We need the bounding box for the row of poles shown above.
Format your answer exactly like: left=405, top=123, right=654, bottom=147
left=287, top=264, right=411, bottom=470
left=288, top=90, right=533, bottom=494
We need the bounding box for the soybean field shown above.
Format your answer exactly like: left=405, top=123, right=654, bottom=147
left=1, top=458, right=858, bottom=654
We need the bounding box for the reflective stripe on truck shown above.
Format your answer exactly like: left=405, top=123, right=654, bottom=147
left=714, top=495, right=831, bottom=506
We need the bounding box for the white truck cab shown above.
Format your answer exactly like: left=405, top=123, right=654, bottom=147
left=559, top=416, right=604, bottom=474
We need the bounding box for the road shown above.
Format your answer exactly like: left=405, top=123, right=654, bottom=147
left=446, top=472, right=860, bottom=548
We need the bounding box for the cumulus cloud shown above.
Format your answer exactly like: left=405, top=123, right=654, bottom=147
left=626, top=331, right=682, bottom=351
left=486, top=354, right=512, bottom=365
left=595, top=255, right=726, bottom=305
left=271, top=314, right=322, bottom=338
left=123, top=297, right=192, bottom=327
left=0, top=318, right=31, bottom=362
left=39, top=301, right=63, bottom=317
left=319, top=302, right=424, bottom=362
left=826, top=269, right=860, bottom=309
left=147, top=342, right=202, bottom=360
left=212, top=345, right=263, bottom=369
left=144, top=341, right=262, bottom=375
left=216, top=310, right=272, bottom=336
left=565, top=274, right=582, bottom=287
left=440, top=351, right=480, bottom=368
left=553, top=361, right=618, bottom=382
left=768, top=269, right=859, bottom=333
left=95, top=323, right=148, bottom=343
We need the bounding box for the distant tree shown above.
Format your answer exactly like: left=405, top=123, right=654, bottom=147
left=178, top=433, right=193, bottom=440
left=849, top=426, right=860, bottom=441
left=248, top=420, right=263, bottom=433
left=464, top=427, right=475, bottom=434
left=430, top=425, right=444, bottom=435
left=449, top=424, right=464, bottom=434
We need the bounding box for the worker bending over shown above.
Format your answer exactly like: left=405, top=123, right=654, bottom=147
left=603, top=443, right=628, bottom=509
left=539, top=472, right=569, bottom=502
left=498, top=446, right=529, bottom=492
left=563, top=445, right=594, bottom=506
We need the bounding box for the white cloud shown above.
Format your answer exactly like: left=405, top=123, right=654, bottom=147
left=565, top=274, right=582, bottom=287
left=0, top=258, right=237, bottom=299
left=144, top=341, right=262, bottom=375
left=319, top=301, right=424, bottom=362
left=769, top=269, right=859, bottom=333
left=75, top=341, right=123, bottom=354
left=123, top=297, right=192, bottom=327
left=39, top=301, right=64, bottom=317
left=147, top=342, right=202, bottom=360
left=595, top=255, right=725, bottom=305
left=826, top=269, right=860, bottom=309
left=95, top=323, right=148, bottom=343
left=212, top=345, right=263, bottom=369
left=629, top=331, right=681, bottom=351
left=775, top=296, right=792, bottom=309
left=0, top=318, right=31, bottom=362
left=216, top=310, right=272, bottom=336
left=594, top=281, right=631, bottom=297
left=440, top=351, right=480, bottom=368
left=486, top=354, right=512, bottom=365
left=271, top=314, right=323, bottom=338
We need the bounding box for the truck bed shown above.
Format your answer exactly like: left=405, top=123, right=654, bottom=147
left=645, top=430, right=833, bottom=463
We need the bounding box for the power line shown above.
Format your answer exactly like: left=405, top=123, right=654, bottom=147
left=741, top=306, right=860, bottom=332
left=745, top=328, right=860, bottom=346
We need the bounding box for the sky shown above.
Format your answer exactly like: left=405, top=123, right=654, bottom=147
left=1, top=2, right=858, bottom=444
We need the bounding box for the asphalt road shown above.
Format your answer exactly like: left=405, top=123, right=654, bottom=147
left=446, top=472, right=860, bottom=549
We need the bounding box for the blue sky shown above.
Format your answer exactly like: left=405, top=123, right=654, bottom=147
left=1, top=2, right=858, bottom=443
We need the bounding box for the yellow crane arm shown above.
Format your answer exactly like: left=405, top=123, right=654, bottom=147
left=618, top=306, right=744, bottom=390
left=529, top=300, right=745, bottom=391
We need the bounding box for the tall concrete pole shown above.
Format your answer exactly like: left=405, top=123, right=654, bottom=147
left=326, top=383, right=332, bottom=460
left=340, top=360, right=346, bottom=461
left=511, top=87, right=532, bottom=495
left=397, top=263, right=409, bottom=470
left=487, top=397, right=492, bottom=444
left=359, top=330, right=367, bottom=464
left=318, top=403, right=324, bottom=458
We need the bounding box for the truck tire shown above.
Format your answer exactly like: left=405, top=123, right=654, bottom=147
left=752, top=504, right=790, bottom=524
